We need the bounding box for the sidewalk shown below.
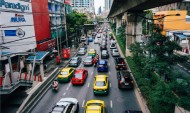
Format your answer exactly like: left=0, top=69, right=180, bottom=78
left=26, top=45, right=82, bottom=94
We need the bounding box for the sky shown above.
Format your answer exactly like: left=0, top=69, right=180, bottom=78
left=94, top=0, right=104, bottom=14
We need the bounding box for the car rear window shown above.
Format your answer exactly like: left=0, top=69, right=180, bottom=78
left=96, top=81, right=106, bottom=86
left=74, top=73, right=82, bottom=79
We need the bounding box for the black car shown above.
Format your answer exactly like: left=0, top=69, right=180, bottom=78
left=117, top=71, right=134, bottom=89
left=100, top=42, right=107, bottom=51
left=114, top=57, right=127, bottom=70
left=101, top=50, right=109, bottom=59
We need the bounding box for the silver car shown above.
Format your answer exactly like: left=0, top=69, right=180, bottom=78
left=110, top=43, right=117, bottom=49
left=83, top=56, right=93, bottom=66
left=111, top=49, right=120, bottom=57
left=78, top=47, right=87, bottom=55
left=50, top=98, right=79, bottom=113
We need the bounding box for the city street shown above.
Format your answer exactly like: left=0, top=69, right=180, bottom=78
left=31, top=31, right=141, bottom=113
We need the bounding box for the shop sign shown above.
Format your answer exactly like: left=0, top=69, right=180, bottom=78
left=10, top=14, right=26, bottom=22
left=0, top=0, right=30, bottom=12
left=37, top=39, right=56, bottom=51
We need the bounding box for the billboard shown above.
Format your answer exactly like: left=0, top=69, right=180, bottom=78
left=65, top=0, right=71, bottom=5
left=0, top=0, right=32, bottom=12
left=0, top=11, right=34, bottom=26
left=1, top=26, right=37, bottom=53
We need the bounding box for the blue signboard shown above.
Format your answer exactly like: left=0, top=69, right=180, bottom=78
left=4, top=30, right=17, bottom=36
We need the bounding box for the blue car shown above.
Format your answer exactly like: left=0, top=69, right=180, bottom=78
left=88, top=37, right=93, bottom=42
left=97, top=60, right=108, bottom=72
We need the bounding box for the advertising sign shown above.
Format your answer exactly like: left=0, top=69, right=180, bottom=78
left=0, top=12, right=34, bottom=27
left=37, top=39, right=56, bottom=51
left=65, top=0, right=71, bottom=5
left=1, top=26, right=36, bottom=53
left=0, top=0, right=32, bottom=12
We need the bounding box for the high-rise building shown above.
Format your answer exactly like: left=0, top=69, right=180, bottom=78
left=98, top=6, right=102, bottom=15
left=71, top=0, right=95, bottom=13
left=104, top=0, right=113, bottom=11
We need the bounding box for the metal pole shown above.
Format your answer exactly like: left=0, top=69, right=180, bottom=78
left=56, top=16, right=60, bottom=57
left=65, top=6, right=68, bottom=47
left=31, top=55, right=36, bottom=82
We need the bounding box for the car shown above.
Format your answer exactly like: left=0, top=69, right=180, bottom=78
left=57, top=68, right=75, bottom=82
left=111, top=49, right=120, bottom=57
left=100, top=42, right=107, bottom=51
left=50, top=98, right=79, bottom=113
left=101, top=50, right=109, bottom=59
left=114, top=57, right=127, bottom=70
left=69, top=57, right=82, bottom=67
left=102, top=36, right=107, bottom=41
left=97, top=60, right=108, bottom=72
left=94, top=38, right=99, bottom=44
left=84, top=100, right=106, bottom=113
left=93, top=75, right=109, bottom=95
left=83, top=56, right=94, bottom=66
left=88, top=37, right=93, bottom=42
left=71, top=69, right=88, bottom=85
left=88, top=49, right=96, bottom=57
left=80, top=35, right=86, bottom=42
left=97, top=34, right=101, bottom=38
left=117, top=70, right=134, bottom=89
left=110, top=43, right=117, bottom=49
left=110, top=39, right=116, bottom=44
left=78, top=47, right=87, bottom=55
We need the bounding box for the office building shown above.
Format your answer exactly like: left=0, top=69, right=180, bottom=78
left=71, top=0, right=95, bottom=13
left=98, top=6, right=102, bottom=15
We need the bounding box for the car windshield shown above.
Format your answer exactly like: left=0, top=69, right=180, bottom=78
left=87, top=103, right=102, bottom=106
left=89, top=49, right=95, bottom=52
left=96, top=81, right=106, bottom=86
left=114, top=50, right=118, bottom=52
left=52, top=106, right=65, bottom=112
left=74, top=73, right=82, bottom=79
left=72, top=57, right=78, bottom=60
left=80, top=48, right=84, bottom=50
left=102, top=51, right=107, bottom=54
left=61, top=71, right=68, bottom=76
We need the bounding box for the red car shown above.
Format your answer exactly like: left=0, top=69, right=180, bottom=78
left=71, top=69, right=88, bottom=85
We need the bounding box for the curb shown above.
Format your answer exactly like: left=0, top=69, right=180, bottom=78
left=111, top=29, right=150, bottom=113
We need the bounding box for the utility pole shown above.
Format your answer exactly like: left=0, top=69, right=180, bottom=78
left=64, top=6, right=68, bottom=47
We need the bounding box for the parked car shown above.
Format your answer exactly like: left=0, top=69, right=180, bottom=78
left=93, top=75, right=109, bottom=95
left=50, top=98, right=79, bottom=113
left=84, top=100, right=106, bottom=113
left=78, top=47, right=87, bottom=55
left=110, top=43, right=117, bottom=49
left=80, top=35, right=86, bottom=42
left=57, top=68, right=75, bottom=82
left=69, top=57, right=82, bottom=67
left=97, top=60, right=108, bottom=72
left=71, top=69, right=88, bottom=85
left=117, top=70, right=134, bottom=89
left=111, top=49, right=120, bottom=57
left=83, top=56, right=94, bottom=66
left=114, top=57, right=127, bottom=70
left=101, top=50, right=109, bottom=59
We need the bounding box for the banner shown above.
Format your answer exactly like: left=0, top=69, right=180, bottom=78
left=65, top=0, right=71, bottom=5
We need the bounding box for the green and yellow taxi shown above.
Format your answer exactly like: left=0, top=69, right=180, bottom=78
left=93, top=75, right=109, bottom=95
left=88, top=49, right=96, bottom=57
left=57, top=68, right=75, bottom=82
left=84, top=100, right=106, bottom=113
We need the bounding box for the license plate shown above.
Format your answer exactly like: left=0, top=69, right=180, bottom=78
left=125, top=83, right=129, bottom=85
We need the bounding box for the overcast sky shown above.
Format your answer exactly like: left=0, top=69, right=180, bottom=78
left=94, top=0, right=104, bottom=14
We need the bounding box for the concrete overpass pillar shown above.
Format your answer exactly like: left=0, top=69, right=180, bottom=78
left=116, top=15, right=122, bottom=35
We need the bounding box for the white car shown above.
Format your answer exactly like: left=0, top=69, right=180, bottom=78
left=110, top=39, right=116, bottom=44
left=94, top=38, right=99, bottom=44
left=111, top=49, right=120, bottom=57
left=50, top=98, right=79, bottom=113
left=110, top=43, right=117, bottom=49
left=97, top=34, right=101, bottom=38
left=78, top=47, right=87, bottom=55
left=80, top=36, right=86, bottom=42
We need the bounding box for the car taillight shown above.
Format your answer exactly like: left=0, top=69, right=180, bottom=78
left=122, top=61, right=124, bottom=64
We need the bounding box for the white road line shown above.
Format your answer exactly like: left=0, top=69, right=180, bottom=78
left=82, top=100, right=85, bottom=107
left=87, top=83, right=90, bottom=87
left=110, top=100, right=113, bottom=108
left=177, top=63, right=183, bottom=67
left=91, top=72, right=94, bottom=76
left=110, top=83, right=111, bottom=87
left=66, top=83, right=71, bottom=90
left=63, top=92, right=66, bottom=96
left=109, top=71, right=111, bottom=75
left=108, top=63, right=110, bottom=66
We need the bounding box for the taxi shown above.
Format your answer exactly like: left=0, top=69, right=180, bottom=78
left=84, top=100, right=106, bottom=113
left=93, top=75, right=109, bottom=95
left=88, top=49, right=96, bottom=57
left=57, top=68, right=75, bottom=82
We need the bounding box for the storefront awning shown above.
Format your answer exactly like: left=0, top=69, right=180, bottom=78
left=26, top=52, right=49, bottom=62
left=175, top=34, right=188, bottom=40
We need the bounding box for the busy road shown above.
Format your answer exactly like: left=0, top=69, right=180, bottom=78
left=31, top=25, right=141, bottom=113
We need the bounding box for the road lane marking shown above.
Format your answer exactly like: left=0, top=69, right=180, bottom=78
left=177, top=64, right=183, bottom=67
left=82, top=100, right=85, bottom=107
left=66, top=83, right=71, bottom=90
left=87, top=83, right=90, bottom=87
left=110, top=100, right=113, bottom=108
left=91, top=72, right=93, bottom=76
left=110, top=83, right=111, bottom=87
left=63, top=92, right=66, bottom=96
left=108, top=63, right=110, bottom=66
left=109, top=71, right=111, bottom=75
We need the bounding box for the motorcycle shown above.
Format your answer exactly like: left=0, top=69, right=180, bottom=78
left=52, top=81, right=59, bottom=91
left=93, top=58, right=98, bottom=67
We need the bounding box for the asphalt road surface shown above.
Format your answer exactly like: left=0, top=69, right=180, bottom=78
left=31, top=29, right=141, bottom=113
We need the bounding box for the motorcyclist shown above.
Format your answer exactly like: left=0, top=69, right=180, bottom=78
left=52, top=80, right=58, bottom=89
left=95, top=54, right=99, bottom=60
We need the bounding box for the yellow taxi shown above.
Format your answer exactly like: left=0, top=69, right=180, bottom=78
left=57, top=68, right=75, bottom=82
left=88, top=49, right=96, bottom=57
left=93, top=75, right=109, bottom=95
left=84, top=100, right=106, bottom=113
